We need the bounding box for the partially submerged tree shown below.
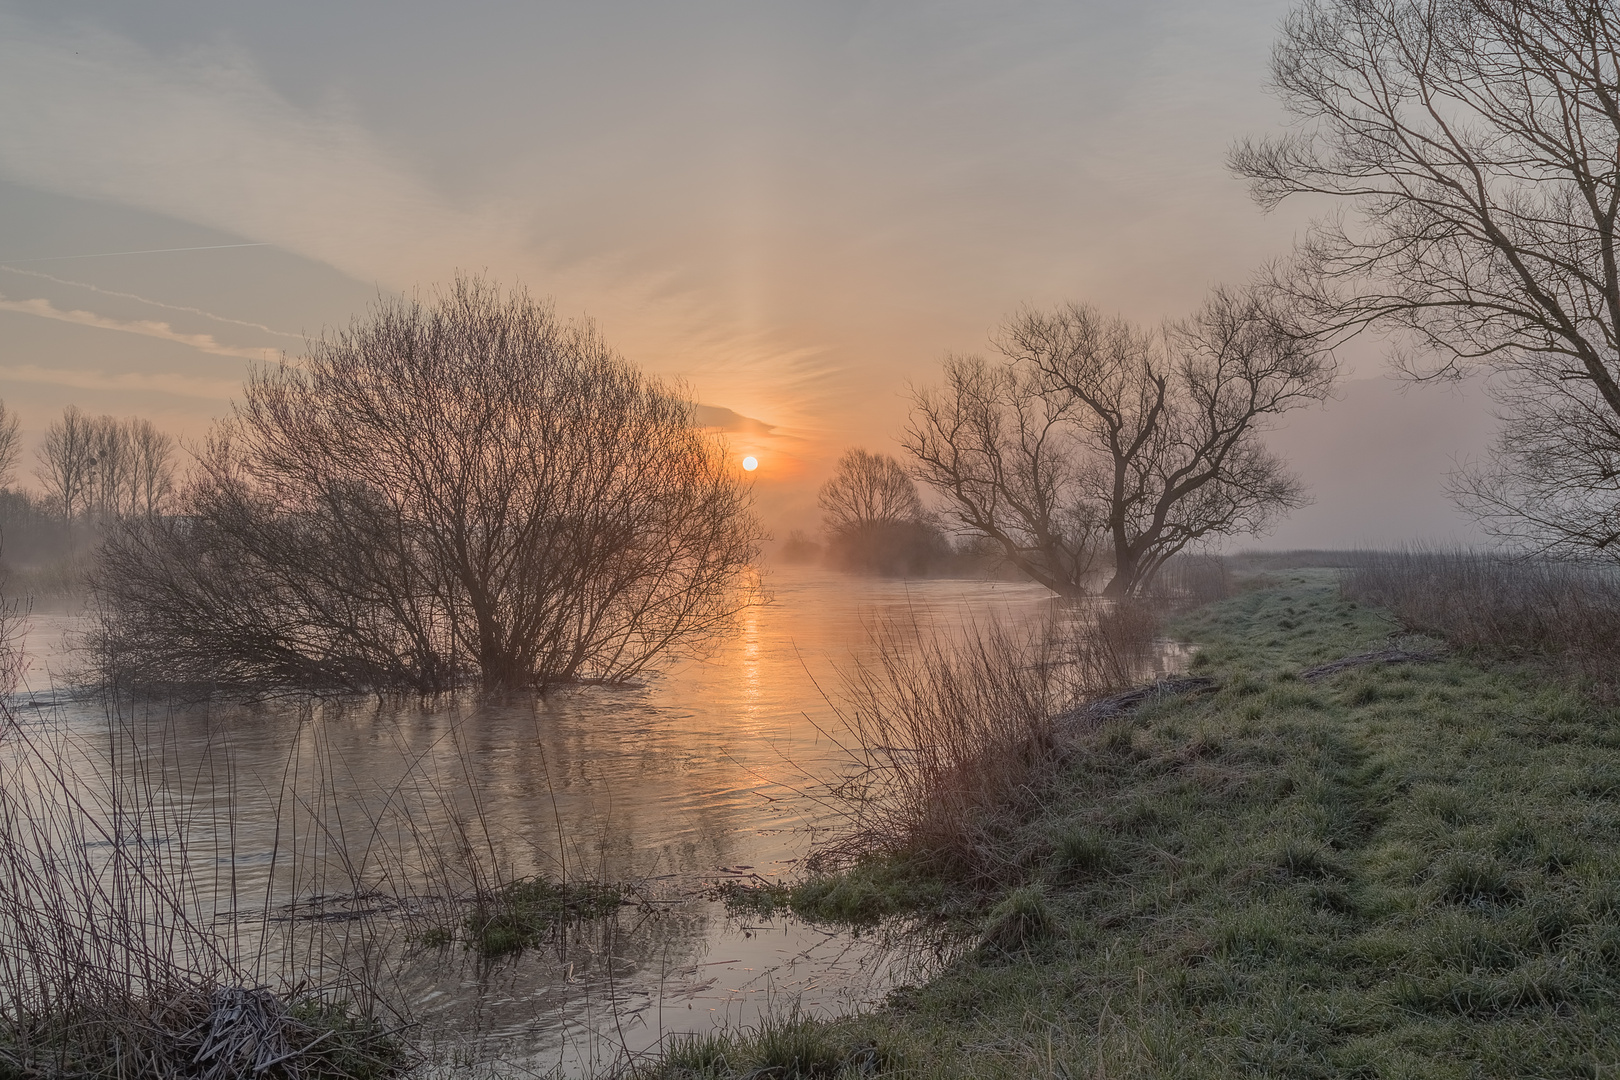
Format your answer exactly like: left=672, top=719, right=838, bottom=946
left=907, top=288, right=1335, bottom=597
left=1232, top=0, right=1620, bottom=554
left=93, top=276, right=763, bottom=693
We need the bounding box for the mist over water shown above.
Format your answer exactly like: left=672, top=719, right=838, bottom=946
left=8, top=567, right=1064, bottom=1074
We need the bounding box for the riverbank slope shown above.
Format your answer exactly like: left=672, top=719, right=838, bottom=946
left=656, top=571, right=1620, bottom=1078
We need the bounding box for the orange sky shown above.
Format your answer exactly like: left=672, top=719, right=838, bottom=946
left=0, top=1, right=1494, bottom=546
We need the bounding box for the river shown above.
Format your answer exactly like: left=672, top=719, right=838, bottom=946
left=5, top=566, right=1119, bottom=1076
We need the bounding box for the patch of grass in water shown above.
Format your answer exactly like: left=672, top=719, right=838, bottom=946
left=458, top=876, right=625, bottom=958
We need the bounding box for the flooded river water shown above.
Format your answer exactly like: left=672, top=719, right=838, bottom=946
left=8, top=566, right=1077, bottom=1076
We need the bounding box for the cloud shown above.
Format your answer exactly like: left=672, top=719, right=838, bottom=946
left=0, top=364, right=238, bottom=401
left=0, top=266, right=302, bottom=340
left=692, top=403, right=777, bottom=437
left=0, top=13, right=799, bottom=397
left=0, top=294, right=275, bottom=360
left=0, top=13, right=510, bottom=291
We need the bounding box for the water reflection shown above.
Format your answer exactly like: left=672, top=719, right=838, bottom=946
left=9, top=567, right=1065, bottom=1073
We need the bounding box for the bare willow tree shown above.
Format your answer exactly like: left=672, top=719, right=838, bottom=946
left=1232, top=0, right=1620, bottom=553
left=907, top=288, right=1335, bottom=597
left=93, top=275, right=762, bottom=693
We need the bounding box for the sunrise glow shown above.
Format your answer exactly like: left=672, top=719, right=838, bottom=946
left=742, top=456, right=758, bottom=472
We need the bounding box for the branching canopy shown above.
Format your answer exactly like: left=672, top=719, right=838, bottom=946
left=907, top=288, right=1334, bottom=597
left=1232, top=0, right=1620, bottom=552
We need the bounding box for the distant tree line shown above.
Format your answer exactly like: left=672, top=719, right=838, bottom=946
left=0, top=400, right=178, bottom=580
left=36, top=407, right=175, bottom=522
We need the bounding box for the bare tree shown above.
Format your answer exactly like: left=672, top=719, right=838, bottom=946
left=85, top=415, right=132, bottom=520
left=906, top=356, right=1102, bottom=595
left=35, top=406, right=96, bottom=522
left=93, top=275, right=763, bottom=693
left=908, top=288, right=1335, bottom=597
left=0, top=400, right=20, bottom=491
left=819, top=449, right=927, bottom=535
left=1232, top=0, right=1620, bottom=553
left=817, top=448, right=944, bottom=575
left=126, top=419, right=175, bottom=517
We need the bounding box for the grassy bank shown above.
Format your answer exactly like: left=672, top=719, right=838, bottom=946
left=662, top=571, right=1620, bottom=1078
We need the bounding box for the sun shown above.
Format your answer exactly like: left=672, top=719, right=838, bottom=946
left=742, top=455, right=759, bottom=472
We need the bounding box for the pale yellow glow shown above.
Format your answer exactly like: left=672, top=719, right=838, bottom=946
left=742, top=455, right=758, bottom=472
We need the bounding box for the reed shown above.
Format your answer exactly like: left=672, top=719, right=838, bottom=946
left=0, top=674, right=630, bottom=1076
left=1341, top=547, right=1620, bottom=694
left=818, top=602, right=1164, bottom=889
left=0, top=690, right=420, bottom=1078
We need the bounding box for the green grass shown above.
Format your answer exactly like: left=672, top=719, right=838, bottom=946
left=450, top=876, right=626, bottom=958
left=644, top=570, right=1620, bottom=1078
left=719, top=860, right=952, bottom=927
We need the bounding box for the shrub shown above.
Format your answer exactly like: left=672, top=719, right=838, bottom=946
left=90, top=275, right=762, bottom=694
left=1342, top=547, right=1620, bottom=695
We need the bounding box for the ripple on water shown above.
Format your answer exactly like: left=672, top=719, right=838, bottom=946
left=5, top=567, right=1070, bottom=1073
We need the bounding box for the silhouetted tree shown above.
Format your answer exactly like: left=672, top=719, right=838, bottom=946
left=93, top=276, right=762, bottom=693
left=908, top=287, right=1334, bottom=597
left=1232, top=0, right=1620, bottom=554
left=0, top=400, right=20, bottom=491
left=36, top=406, right=96, bottom=522
left=818, top=448, right=945, bottom=576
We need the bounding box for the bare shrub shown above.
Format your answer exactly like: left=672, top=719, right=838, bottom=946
left=91, top=275, right=762, bottom=694
left=821, top=604, right=1162, bottom=887
left=1342, top=548, right=1620, bottom=693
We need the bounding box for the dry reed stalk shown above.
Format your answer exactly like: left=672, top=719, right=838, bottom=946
left=0, top=673, right=577, bottom=1075
left=1342, top=547, right=1620, bottom=694
left=818, top=602, right=1162, bottom=887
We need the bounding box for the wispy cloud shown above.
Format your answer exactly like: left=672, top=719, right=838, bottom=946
left=0, top=12, right=825, bottom=408
left=0, top=14, right=510, bottom=290
left=0, top=266, right=302, bottom=340
left=0, top=294, right=275, bottom=360
left=0, top=364, right=237, bottom=401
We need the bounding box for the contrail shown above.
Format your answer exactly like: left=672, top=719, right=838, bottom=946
left=0, top=265, right=303, bottom=340
left=0, top=242, right=269, bottom=263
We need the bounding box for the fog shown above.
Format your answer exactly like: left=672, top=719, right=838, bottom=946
left=0, top=0, right=1498, bottom=548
